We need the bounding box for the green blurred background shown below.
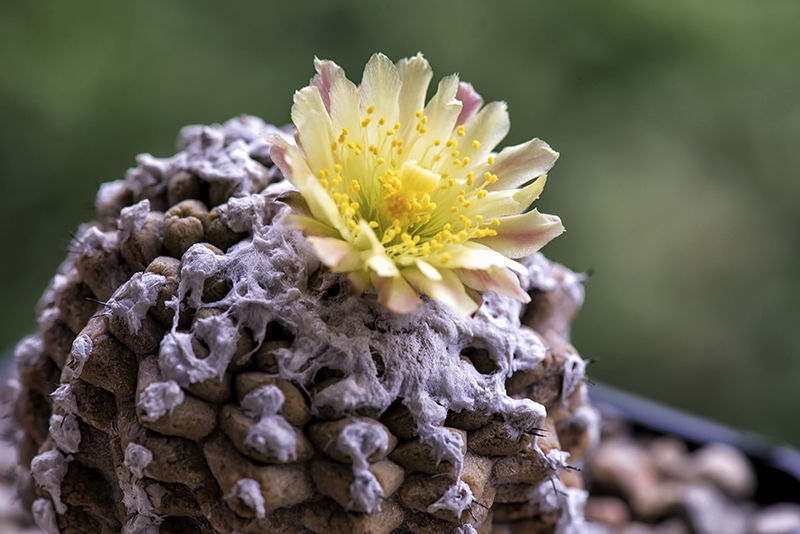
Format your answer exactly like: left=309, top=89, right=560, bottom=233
left=2, top=1, right=799, bottom=444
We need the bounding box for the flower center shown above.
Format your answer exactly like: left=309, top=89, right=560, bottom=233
left=314, top=107, right=500, bottom=263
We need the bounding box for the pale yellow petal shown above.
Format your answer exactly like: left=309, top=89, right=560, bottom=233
left=462, top=175, right=548, bottom=219
left=474, top=209, right=564, bottom=258
left=307, top=237, right=363, bottom=272
left=347, top=270, right=371, bottom=296
left=402, top=266, right=479, bottom=317
left=406, top=75, right=462, bottom=161
left=283, top=145, right=347, bottom=235
left=438, top=241, right=528, bottom=275
left=456, top=101, right=510, bottom=164
left=275, top=189, right=312, bottom=217
left=291, top=87, right=335, bottom=172
left=479, top=138, right=559, bottom=192
left=329, top=69, right=363, bottom=144
left=365, top=251, right=400, bottom=278
left=281, top=213, right=340, bottom=238
left=455, top=266, right=531, bottom=303
left=415, top=259, right=442, bottom=280
left=372, top=274, right=422, bottom=314
left=361, top=53, right=401, bottom=127
left=396, top=53, right=433, bottom=132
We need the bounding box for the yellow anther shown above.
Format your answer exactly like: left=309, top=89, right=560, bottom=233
left=450, top=206, right=458, bottom=213
left=461, top=157, right=470, bottom=166
left=457, top=195, right=466, bottom=203
left=475, top=215, right=484, bottom=223
left=421, top=116, right=428, bottom=124
left=317, top=170, right=326, bottom=179
left=492, top=218, right=500, bottom=226
left=472, top=140, right=481, bottom=149
left=369, top=221, right=379, bottom=228
left=477, top=190, right=488, bottom=199
left=377, top=157, right=386, bottom=165
left=440, top=254, right=452, bottom=264
left=334, top=164, right=343, bottom=173
left=361, top=117, right=372, bottom=127
left=378, top=117, right=386, bottom=126
left=347, top=220, right=356, bottom=229
left=448, top=178, right=456, bottom=187
left=414, top=110, right=423, bottom=118
left=462, top=201, right=471, bottom=208
left=446, top=139, right=456, bottom=148
left=331, top=142, right=338, bottom=150
left=434, top=139, right=441, bottom=146
left=366, top=105, right=375, bottom=114
left=487, top=156, right=495, bottom=165
left=320, top=179, right=328, bottom=188
left=457, top=125, right=465, bottom=137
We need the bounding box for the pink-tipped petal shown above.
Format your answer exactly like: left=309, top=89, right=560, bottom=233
left=372, top=274, right=422, bottom=314
left=455, top=82, right=485, bottom=126
left=475, top=209, right=565, bottom=258
left=266, top=134, right=292, bottom=182
left=403, top=266, right=480, bottom=317
left=307, top=237, right=363, bottom=272
left=311, top=58, right=345, bottom=113
left=455, top=266, right=531, bottom=303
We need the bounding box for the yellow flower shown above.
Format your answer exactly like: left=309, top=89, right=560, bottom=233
left=271, top=53, right=564, bottom=316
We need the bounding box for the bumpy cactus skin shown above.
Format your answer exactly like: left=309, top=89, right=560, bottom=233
left=14, top=117, right=598, bottom=534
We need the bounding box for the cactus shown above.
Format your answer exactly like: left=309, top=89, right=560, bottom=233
left=14, top=114, right=598, bottom=534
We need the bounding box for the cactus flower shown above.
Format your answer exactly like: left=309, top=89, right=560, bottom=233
left=271, top=53, right=564, bottom=316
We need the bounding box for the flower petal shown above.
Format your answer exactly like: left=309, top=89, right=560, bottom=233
left=438, top=241, right=528, bottom=275
left=361, top=53, right=401, bottom=127
left=415, top=259, right=442, bottom=281
left=283, top=145, right=347, bottom=235
left=275, top=189, right=312, bottom=217
left=281, top=213, right=340, bottom=238
left=474, top=209, right=564, bottom=258
left=372, top=274, right=422, bottom=314
left=406, top=74, right=462, bottom=160
left=463, top=174, right=548, bottom=218
left=455, top=266, right=531, bottom=303
left=457, top=101, right=510, bottom=164
left=455, top=82, right=484, bottom=126
left=480, top=138, right=559, bottom=192
left=402, top=266, right=480, bottom=317
left=266, top=134, right=293, bottom=182
left=329, top=72, right=362, bottom=145
left=292, top=87, right=336, bottom=172
left=397, top=53, right=433, bottom=132
left=310, top=58, right=345, bottom=113
left=307, top=237, right=363, bottom=272
left=365, top=251, right=400, bottom=278
left=347, top=270, right=371, bottom=295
